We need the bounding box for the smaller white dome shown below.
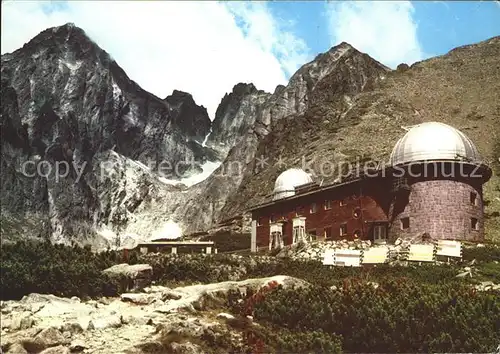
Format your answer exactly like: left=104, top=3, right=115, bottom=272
left=273, top=168, right=313, bottom=200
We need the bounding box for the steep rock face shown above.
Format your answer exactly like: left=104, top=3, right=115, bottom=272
left=178, top=43, right=390, bottom=234
left=164, top=90, right=211, bottom=143
left=207, top=83, right=270, bottom=155
left=0, top=23, right=214, bottom=244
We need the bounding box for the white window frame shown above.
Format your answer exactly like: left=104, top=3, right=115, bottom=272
left=373, top=225, right=387, bottom=241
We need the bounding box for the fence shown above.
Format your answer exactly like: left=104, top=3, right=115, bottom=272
left=322, top=241, right=463, bottom=267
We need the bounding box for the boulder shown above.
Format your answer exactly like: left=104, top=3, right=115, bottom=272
left=34, top=327, right=68, bottom=347
left=161, top=290, right=182, bottom=301
left=60, top=322, right=84, bottom=335
left=92, top=314, right=122, bottom=330
left=5, top=343, right=28, bottom=354
left=69, top=339, right=87, bottom=352
left=39, top=346, right=71, bottom=354
left=170, top=342, right=204, bottom=354
left=10, top=312, right=35, bottom=330
left=120, top=293, right=155, bottom=305
left=102, top=263, right=153, bottom=291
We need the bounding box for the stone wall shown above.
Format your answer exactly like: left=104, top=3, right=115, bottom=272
left=390, top=179, right=484, bottom=241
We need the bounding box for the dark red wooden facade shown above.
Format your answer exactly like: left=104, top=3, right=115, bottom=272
left=251, top=177, right=392, bottom=249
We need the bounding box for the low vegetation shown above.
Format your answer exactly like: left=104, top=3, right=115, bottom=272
left=0, top=240, right=124, bottom=300
left=225, top=279, right=499, bottom=353
left=1, top=240, right=499, bottom=353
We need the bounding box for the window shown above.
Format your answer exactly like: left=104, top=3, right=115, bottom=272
left=270, top=215, right=275, bottom=223
left=340, top=223, right=347, bottom=237
left=257, top=218, right=264, bottom=226
left=471, top=217, right=479, bottom=231
left=470, top=192, right=478, bottom=206
left=340, top=200, right=346, bottom=207
left=324, top=200, right=332, bottom=210
left=400, top=217, right=410, bottom=230
left=353, top=230, right=361, bottom=239
left=353, top=208, right=361, bottom=219
left=310, top=203, right=317, bottom=214
left=308, top=229, right=317, bottom=237
left=296, top=206, right=304, bottom=216
left=373, top=225, right=387, bottom=241
left=324, top=226, right=332, bottom=239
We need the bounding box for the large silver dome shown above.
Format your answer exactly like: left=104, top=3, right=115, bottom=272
left=390, top=122, right=482, bottom=166
left=273, top=168, right=313, bottom=200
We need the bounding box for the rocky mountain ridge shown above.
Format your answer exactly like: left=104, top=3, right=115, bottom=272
left=218, top=36, right=500, bottom=242
left=0, top=23, right=260, bottom=246
left=1, top=23, right=499, bottom=246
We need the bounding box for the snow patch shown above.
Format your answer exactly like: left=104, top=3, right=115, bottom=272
left=201, top=127, right=213, bottom=147
left=151, top=220, right=183, bottom=240
left=97, top=227, right=118, bottom=242
left=112, top=81, right=122, bottom=101
left=159, top=160, right=221, bottom=188
left=29, top=78, right=35, bottom=97
left=65, top=60, right=82, bottom=72
left=122, top=103, right=140, bottom=128
left=96, top=227, right=142, bottom=250
left=58, top=58, right=82, bottom=74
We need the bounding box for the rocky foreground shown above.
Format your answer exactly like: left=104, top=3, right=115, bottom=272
left=0, top=275, right=307, bottom=354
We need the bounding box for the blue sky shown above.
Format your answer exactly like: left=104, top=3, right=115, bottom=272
left=267, top=1, right=500, bottom=63
left=1, top=1, right=499, bottom=118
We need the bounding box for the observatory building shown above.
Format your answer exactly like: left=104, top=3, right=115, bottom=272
left=249, top=122, right=492, bottom=252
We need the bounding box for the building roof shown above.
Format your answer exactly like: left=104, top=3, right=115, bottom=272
left=273, top=168, right=313, bottom=200
left=249, top=173, right=372, bottom=212
left=390, top=122, right=482, bottom=166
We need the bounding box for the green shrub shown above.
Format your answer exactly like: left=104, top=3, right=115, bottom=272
left=265, top=327, right=342, bottom=354
left=250, top=280, right=500, bottom=353
left=462, top=244, right=500, bottom=262
left=0, top=240, right=123, bottom=300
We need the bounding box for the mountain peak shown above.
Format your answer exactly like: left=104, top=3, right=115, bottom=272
left=28, top=22, right=91, bottom=48
left=337, top=41, right=354, bottom=49
left=3, top=22, right=107, bottom=65
left=168, top=90, right=193, bottom=99
left=231, top=83, right=258, bottom=95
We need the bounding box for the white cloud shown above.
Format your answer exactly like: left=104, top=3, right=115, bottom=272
left=1, top=1, right=309, bottom=118
left=326, top=1, right=426, bottom=68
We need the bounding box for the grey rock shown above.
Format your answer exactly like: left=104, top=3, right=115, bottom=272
left=69, top=339, right=87, bottom=352
left=60, top=322, right=83, bottom=335
left=10, top=312, right=35, bottom=330
left=34, top=327, right=68, bottom=347
left=120, top=293, right=154, bottom=305
left=39, top=345, right=71, bottom=354
left=5, top=343, right=28, bottom=354
left=102, top=263, right=152, bottom=291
